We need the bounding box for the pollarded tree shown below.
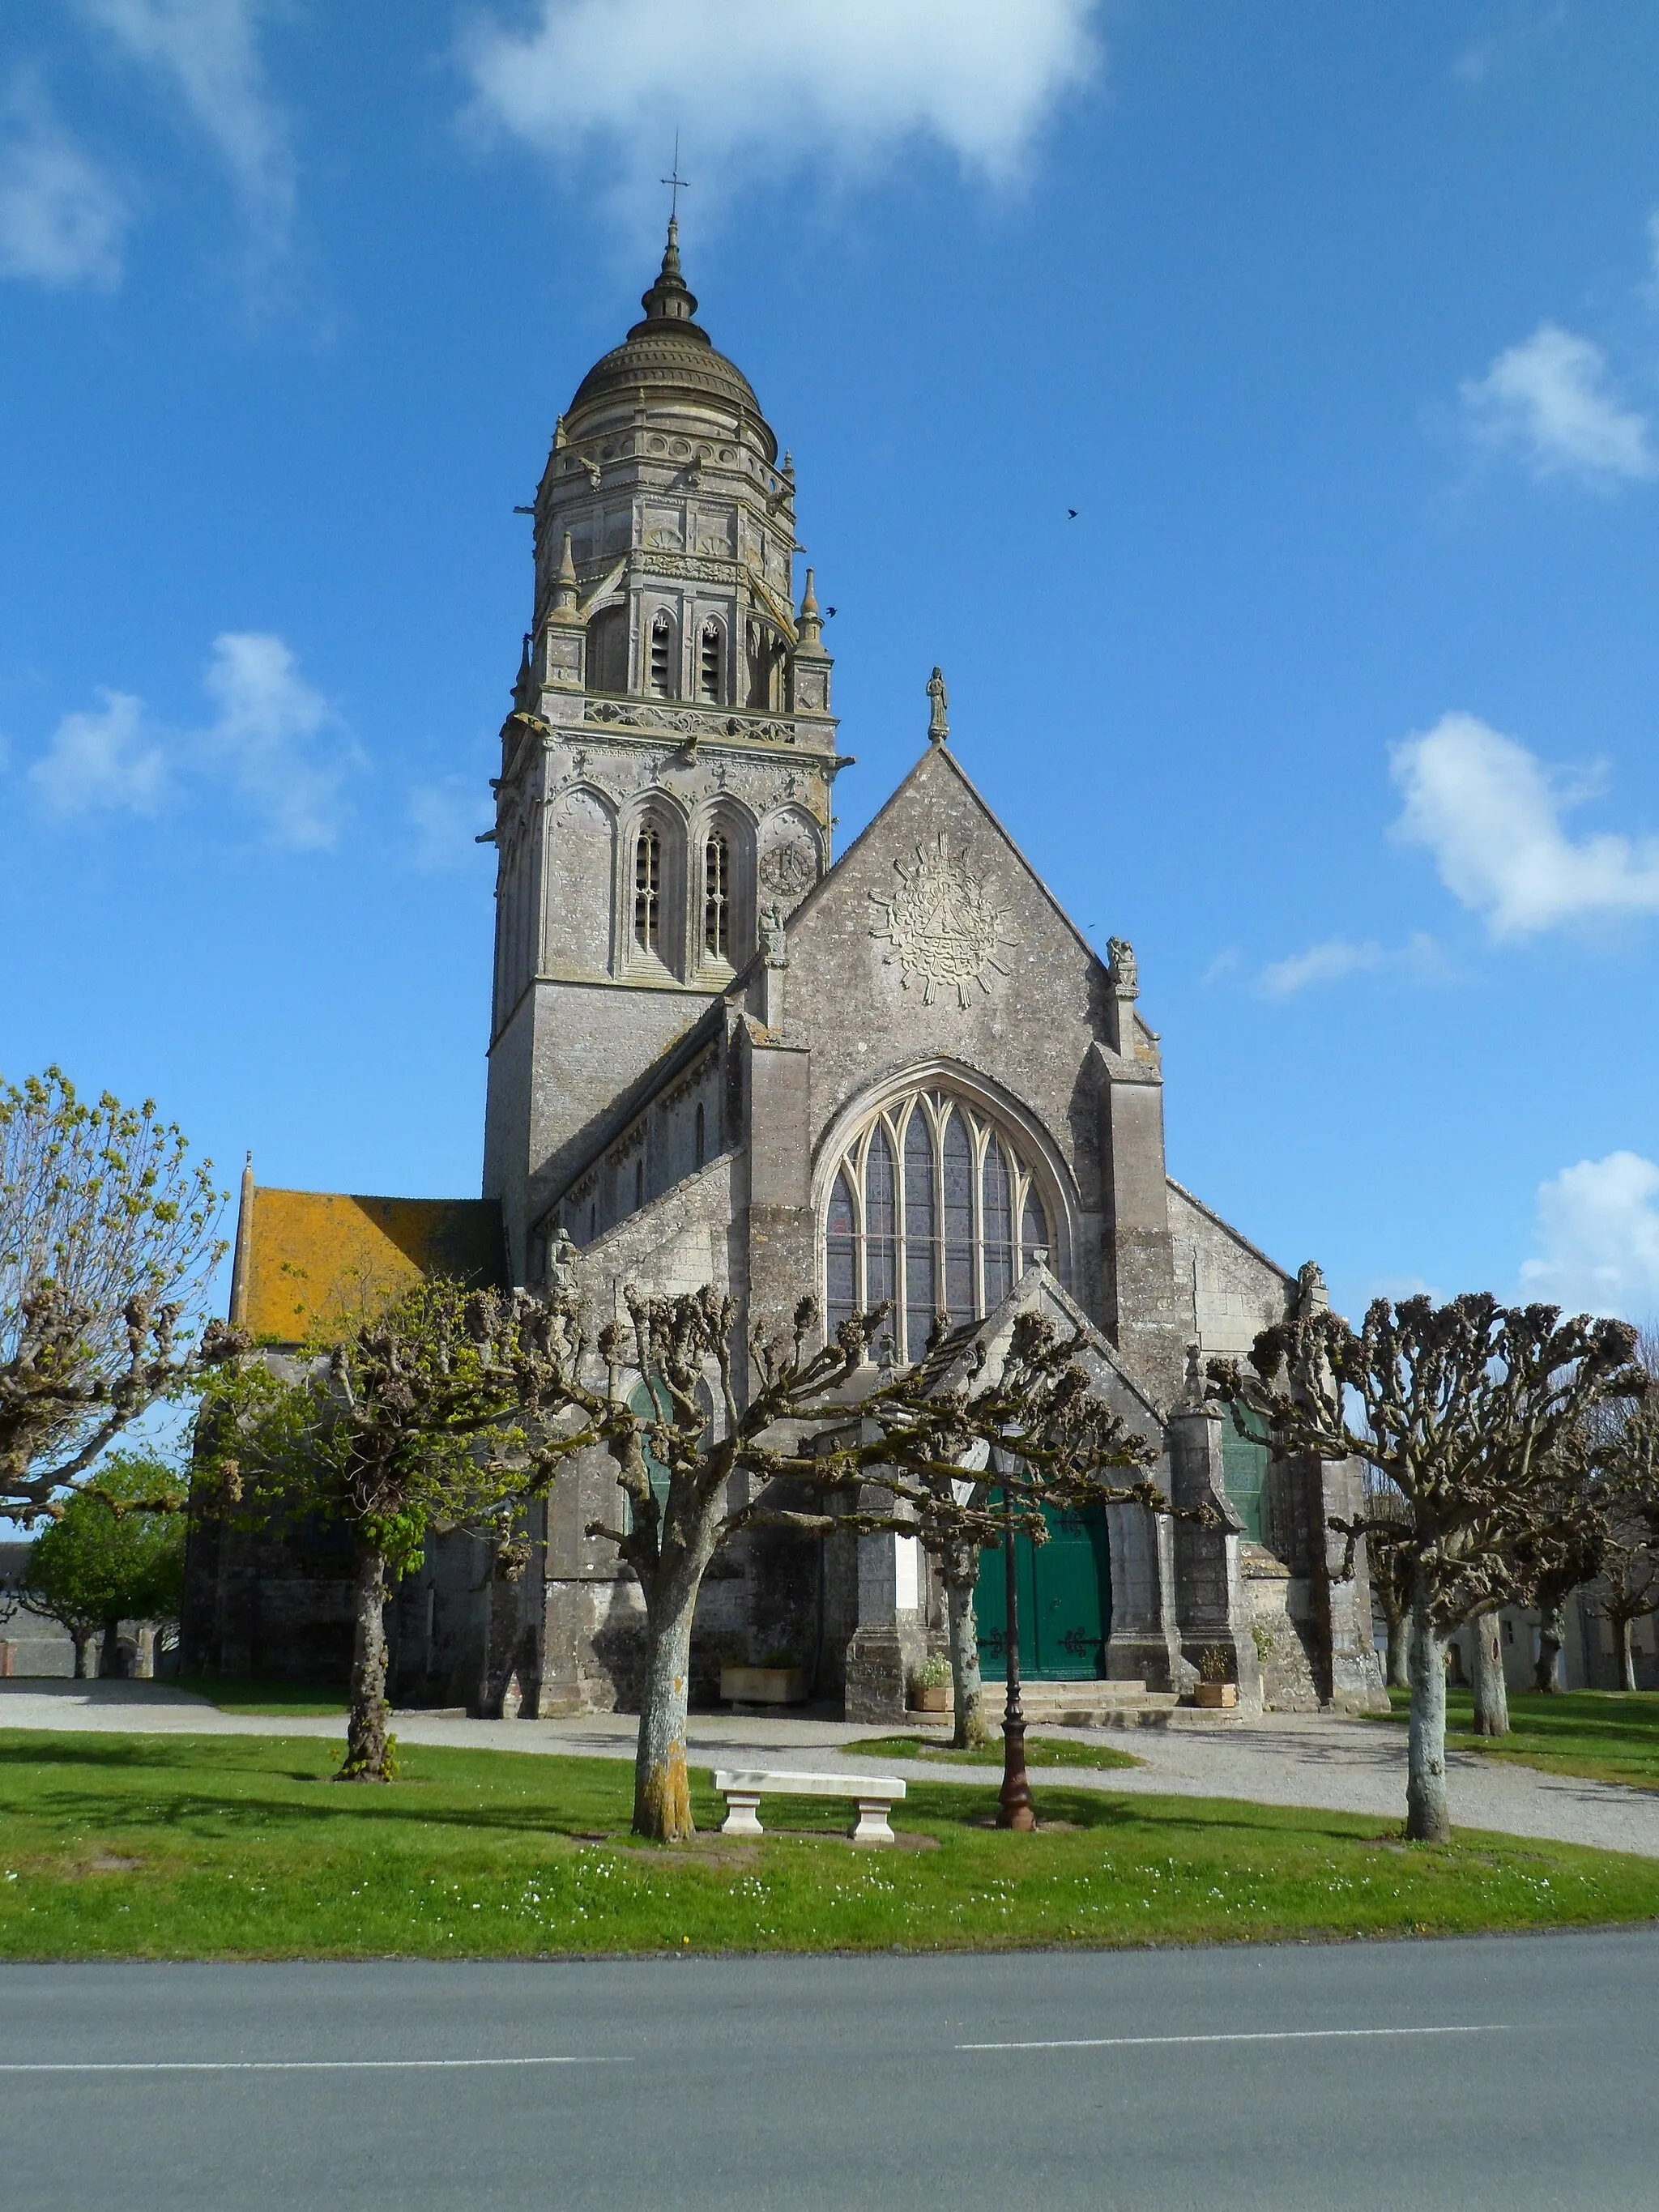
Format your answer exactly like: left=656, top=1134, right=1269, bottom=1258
left=1585, top=1385, right=1659, bottom=1691
left=194, top=1277, right=575, bottom=1782
left=522, top=1286, right=1171, bottom=1841
left=1360, top=1468, right=1414, bottom=1692
left=1208, top=1294, right=1641, bottom=1843
left=1588, top=1515, right=1659, bottom=1691
left=2, top=1068, right=232, bottom=1525
left=18, top=1452, right=189, bottom=1677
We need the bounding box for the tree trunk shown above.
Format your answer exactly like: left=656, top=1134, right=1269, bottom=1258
left=1534, top=1601, right=1567, bottom=1693
left=633, top=1583, right=698, bottom=1842
left=1616, top=1617, right=1636, bottom=1693
left=337, top=1542, right=392, bottom=1783
left=97, top=1617, right=123, bottom=1677
left=1405, top=1591, right=1451, bottom=1844
left=72, top=1630, right=95, bottom=1679
left=945, top=1543, right=990, bottom=1750
left=1470, top=1613, right=1509, bottom=1737
left=1384, top=1606, right=1410, bottom=1690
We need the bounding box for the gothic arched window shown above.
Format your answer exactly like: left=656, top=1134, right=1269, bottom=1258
left=703, top=833, right=729, bottom=960
left=633, top=825, right=661, bottom=953
left=649, top=612, right=676, bottom=698
left=821, top=1090, right=1062, bottom=1357
left=698, top=619, right=724, bottom=704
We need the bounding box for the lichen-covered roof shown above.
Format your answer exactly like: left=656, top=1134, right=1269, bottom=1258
left=229, top=1186, right=508, bottom=1345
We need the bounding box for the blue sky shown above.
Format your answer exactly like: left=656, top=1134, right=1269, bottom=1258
left=2, top=0, right=1658, bottom=1332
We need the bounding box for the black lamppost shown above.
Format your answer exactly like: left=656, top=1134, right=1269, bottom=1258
left=996, top=1460, right=1035, bottom=1831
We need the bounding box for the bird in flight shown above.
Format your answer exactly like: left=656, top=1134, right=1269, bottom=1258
left=1067, top=508, right=1078, bottom=519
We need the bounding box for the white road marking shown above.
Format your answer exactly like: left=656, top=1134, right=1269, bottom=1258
left=959, top=2025, right=1513, bottom=2051
left=0, top=2056, right=632, bottom=2074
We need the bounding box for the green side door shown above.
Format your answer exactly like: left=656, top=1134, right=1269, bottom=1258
left=976, top=1502, right=1112, bottom=1681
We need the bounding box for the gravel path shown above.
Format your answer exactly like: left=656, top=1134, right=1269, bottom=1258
left=6, top=1680, right=1658, bottom=1860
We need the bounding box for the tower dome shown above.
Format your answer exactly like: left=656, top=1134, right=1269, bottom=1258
left=564, top=219, right=774, bottom=458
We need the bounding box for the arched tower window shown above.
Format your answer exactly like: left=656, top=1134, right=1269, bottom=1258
left=703, top=833, right=729, bottom=960
left=587, top=607, right=627, bottom=695
left=698, top=619, right=724, bottom=704
left=633, top=826, right=661, bottom=953
left=821, top=1090, right=1064, bottom=1357
left=649, top=612, right=676, bottom=698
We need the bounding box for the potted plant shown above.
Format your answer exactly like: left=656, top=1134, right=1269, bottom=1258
left=719, top=1649, right=809, bottom=1705
left=909, top=1653, right=953, bottom=1714
left=1194, top=1645, right=1238, bottom=1709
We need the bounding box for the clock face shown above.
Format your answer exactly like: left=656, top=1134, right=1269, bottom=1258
left=868, top=835, right=1015, bottom=1008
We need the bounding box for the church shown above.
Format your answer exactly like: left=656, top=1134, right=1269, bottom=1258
left=182, top=226, right=1385, bottom=1726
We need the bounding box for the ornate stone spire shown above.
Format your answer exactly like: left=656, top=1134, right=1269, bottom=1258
left=797, top=567, right=823, bottom=650
left=637, top=217, right=699, bottom=326
left=548, top=530, right=580, bottom=624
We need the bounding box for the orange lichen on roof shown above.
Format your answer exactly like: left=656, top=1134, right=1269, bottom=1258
left=228, top=1183, right=508, bottom=1345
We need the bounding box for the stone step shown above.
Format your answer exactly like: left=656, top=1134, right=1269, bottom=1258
left=1010, top=1682, right=1183, bottom=1729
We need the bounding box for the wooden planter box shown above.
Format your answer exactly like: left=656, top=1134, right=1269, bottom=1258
left=720, top=1665, right=808, bottom=1706
left=1194, top=1682, right=1238, bottom=1709
left=910, top=1684, right=950, bottom=1713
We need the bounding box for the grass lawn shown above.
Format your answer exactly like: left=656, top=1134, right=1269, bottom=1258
left=848, top=1734, right=1142, bottom=1771
left=3, top=1728, right=1657, bottom=1960
left=1382, top=1689, right=1659, bottom=1793
left=171, top=1677, right=348, bottom=1717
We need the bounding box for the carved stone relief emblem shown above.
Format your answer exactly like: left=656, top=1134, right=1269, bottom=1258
left=868, top=835, right=1015, bottom=1008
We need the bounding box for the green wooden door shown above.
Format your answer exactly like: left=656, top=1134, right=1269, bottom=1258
left=976, top=1502, right=1112, bottom=1681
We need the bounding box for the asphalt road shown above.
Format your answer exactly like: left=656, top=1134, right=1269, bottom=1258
left=4, top=1931, right=1653, bottom=2211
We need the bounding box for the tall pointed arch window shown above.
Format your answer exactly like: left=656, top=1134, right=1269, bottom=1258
left=703, top=833, right=729, bottom=960
left=821, top=1090, right=1064, bottom=1357
left=633, top=825, right=661, bottom=953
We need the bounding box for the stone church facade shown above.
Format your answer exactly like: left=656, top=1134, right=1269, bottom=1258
left=184, top=226, right=1384, bottom=1723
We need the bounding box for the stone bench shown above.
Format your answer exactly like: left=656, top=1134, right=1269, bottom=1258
left=711, top=1768, right=906, bottom=1845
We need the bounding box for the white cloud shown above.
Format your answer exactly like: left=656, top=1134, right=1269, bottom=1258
left=1256, top=933, right=1442, bottom=999
left=1520, top=1152, right=1659, bottom=1322
left=1390, top=712, right=1659, bottom=939
left=81, top=0, right=292, bottom=246
left=28, top=633, right=351, bottom=849
left=0, top=78, right=129, bottom=288
left=28, top=688, right=169, bottom=815
left=1460, top=322, right=1655, bottom=488
left=407, top=778, right=490, bottom=872
left=460, top=0, right=1102, bottom=204
left=199, top=632, right=350, bottom=850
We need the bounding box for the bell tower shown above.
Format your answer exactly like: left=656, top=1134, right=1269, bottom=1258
left=483, top=223, right=841, bottom=1279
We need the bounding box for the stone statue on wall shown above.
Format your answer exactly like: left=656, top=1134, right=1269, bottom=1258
left=927, top=666, right=949, bottom=744
left=761, top=903, right=790, bottom=968
left=548, top=1228, right=580, bottom=1306
left=1107, top=937, right=1138, bottom=998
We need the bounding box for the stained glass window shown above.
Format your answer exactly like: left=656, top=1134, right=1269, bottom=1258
left=983, top=1136, right=1013, bottom=1309
left=865, top=1125, right=897, bottom=1315
left=904, top=1113, right=936, bottom=1352
left=821, top=1092, right=1060, bottom=1361
left=942, top=1110, right=975, bottom=1325
left=826, top=1170, right=857, bottom=1338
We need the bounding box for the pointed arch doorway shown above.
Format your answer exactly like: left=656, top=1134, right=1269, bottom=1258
left=975, top=1500, right=1113, bottom=1681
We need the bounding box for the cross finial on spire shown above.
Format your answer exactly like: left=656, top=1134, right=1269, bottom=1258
left=661, top=133, right=689, bottom=221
